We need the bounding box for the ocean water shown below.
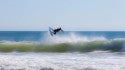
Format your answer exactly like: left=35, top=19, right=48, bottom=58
left=0, top=31, right=125, bottom=52
left=0, top=31, right=125, bottom=70
left=0, top=31, right=125, bottom=41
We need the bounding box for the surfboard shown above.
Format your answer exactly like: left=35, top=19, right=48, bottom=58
left=49, top=27, right=54, bottom=36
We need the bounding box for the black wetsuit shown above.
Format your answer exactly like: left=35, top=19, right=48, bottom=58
left=53, top=28, right=63, bottom=34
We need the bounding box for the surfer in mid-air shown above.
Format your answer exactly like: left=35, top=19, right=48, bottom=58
left=49, top=27, right=63, bottom=36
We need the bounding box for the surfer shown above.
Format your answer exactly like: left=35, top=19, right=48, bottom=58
left=49, top=27, right=63, bottom=36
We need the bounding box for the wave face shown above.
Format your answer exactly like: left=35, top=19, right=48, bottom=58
left=0, top=34, right=125, bottom=52
left=0, top=31, right=125, bottom=52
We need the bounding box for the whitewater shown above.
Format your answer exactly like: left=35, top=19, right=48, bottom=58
left=0, top=52, right=125, bottom=70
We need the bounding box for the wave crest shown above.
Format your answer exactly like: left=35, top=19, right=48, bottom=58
left=0, top=33, right=124, bottom=52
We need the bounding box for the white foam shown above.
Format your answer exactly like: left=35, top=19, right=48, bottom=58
left=0, top=52, right=124, bottom=70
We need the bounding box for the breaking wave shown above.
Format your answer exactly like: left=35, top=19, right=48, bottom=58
left=0, top=32, right=125, bottom=52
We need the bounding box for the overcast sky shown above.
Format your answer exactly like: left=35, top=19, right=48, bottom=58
left=0, top=0, right=125, bottom=31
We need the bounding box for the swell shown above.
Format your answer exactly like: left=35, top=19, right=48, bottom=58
left=0, top=39, right=125, bottom=52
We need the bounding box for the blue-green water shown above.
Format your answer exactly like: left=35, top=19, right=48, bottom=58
left=0, top=31, right=125, bottom=52
left=0, top=31, right=125, bottom=41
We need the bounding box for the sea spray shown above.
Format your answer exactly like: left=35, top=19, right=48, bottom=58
left=42, top=32, right=107, bottom=44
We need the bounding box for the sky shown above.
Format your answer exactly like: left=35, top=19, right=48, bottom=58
left=0, top=0, right=125, bottom=31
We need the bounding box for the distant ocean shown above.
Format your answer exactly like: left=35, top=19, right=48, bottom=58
left=0, top=31, right=125, bottom=70
left=0, top=31, right=125, bottom=41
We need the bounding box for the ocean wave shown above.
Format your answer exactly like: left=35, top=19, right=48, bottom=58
left=0, top=32, right=124, bottom=52
left=0, top=38, right=124, bottom=52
